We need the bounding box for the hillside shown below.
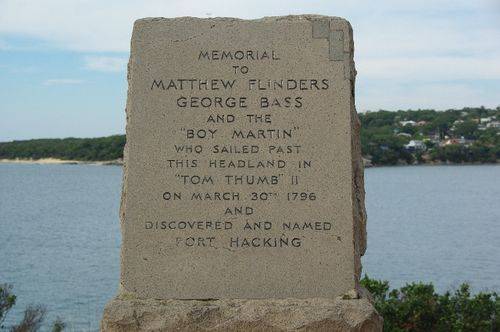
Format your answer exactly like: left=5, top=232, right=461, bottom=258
left=360, top=107, right=499, bottom=165
left=0, top=107, right=498, bottom=166
left=0, top=135, right=125, bottom=162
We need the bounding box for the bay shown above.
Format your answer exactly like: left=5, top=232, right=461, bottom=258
left=0, top=164, right=498, bottom=331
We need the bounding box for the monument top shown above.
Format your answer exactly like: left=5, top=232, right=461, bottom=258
left=120, top=15, right=366, bottom=300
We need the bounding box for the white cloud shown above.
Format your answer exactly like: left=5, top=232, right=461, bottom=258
left=1, top=0, right=500, bottom=110
left=84, top=56, right=127, bottom=72
left=1, top=0, right=499, bottom=53
left=43, top=79, right=83, bottom=86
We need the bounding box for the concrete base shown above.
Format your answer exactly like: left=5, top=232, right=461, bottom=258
left=100, top=291, right=382, bottom=332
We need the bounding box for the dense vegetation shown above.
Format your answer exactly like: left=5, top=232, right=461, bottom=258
left=360, top=107, right=499, bottom=165
left=3, top=278, right=497, bottom=331
left=361, top=276, right=499, bottom=332
left=0, top=107, right=498, bottom=165
left=0, top=135, right=125, bottom=162
left=0, top=284, right=64, bottom=331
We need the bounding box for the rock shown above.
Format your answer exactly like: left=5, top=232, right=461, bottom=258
left=101, top=291, right=382, bottom=331
left=120, top=14, right=367, bottom=300
left=100, top=14, right=381, bottom=332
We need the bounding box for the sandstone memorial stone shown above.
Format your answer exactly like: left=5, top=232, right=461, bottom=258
left=102, top=15, right=381, bottom=331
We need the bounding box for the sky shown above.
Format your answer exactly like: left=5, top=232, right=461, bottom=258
left=0, top=0, right=499, bottom=141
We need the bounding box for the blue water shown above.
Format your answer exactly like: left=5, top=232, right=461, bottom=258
left=0, top=164, right=499, bottom=331
left=0, top=164, right=121, bottom=331
left=362, top=165, right=500, bottom=293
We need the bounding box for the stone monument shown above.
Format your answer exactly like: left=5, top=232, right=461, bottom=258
left=101, top=15, right=382, bottom=331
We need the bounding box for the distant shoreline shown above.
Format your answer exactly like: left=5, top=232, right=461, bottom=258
left=1, top=158, right=497, bottom=168
left=0, top=158, right=123, bottom=165
left=1, top=108, right=498, bottom=166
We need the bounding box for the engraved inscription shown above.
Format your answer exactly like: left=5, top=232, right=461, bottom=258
left=147, top=49, right=337, bottom=251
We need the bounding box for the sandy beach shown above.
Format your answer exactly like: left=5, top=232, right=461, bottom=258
left=0, top=158, right=123, bottom=165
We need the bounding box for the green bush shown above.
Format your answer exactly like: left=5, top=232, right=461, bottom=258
left=361, top=275, right=499, bottom=331
left=0, top=285, right=16, bottom=328
left=0, top=284, right=64, bottom=331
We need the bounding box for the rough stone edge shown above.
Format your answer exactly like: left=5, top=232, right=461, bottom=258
left=133, top=14, right=349, bottom=26
left=320, top=16, right=366, bottom=292
left=343, top=19, right=367, bottom=286
left=101, top=289, right=382, bottom=332
left=117, top=21, right=136, bottom=296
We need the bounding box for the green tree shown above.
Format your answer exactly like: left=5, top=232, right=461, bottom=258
left=454, top=121, right=478, bottom=139
left=0, top=284, right=64, bottom=332
left=0, top=285, right=16, bottom=329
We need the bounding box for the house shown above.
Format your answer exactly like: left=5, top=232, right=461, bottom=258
left=396, top=132, right=412, bottom=138
left=405, top=140, right=426, bottom=151
left=442, top=137, right=472, bottom=146
left=480, top=117, right=494, bottom=124
left=400, top=120, right=416, bottom=126
left=442, top=138, right=460, bottom=146
left=416, top=121, right=428, bottom=126
left=427, top=131, right=441, bottom=142
left=486, top=121, right=500, bottom=129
